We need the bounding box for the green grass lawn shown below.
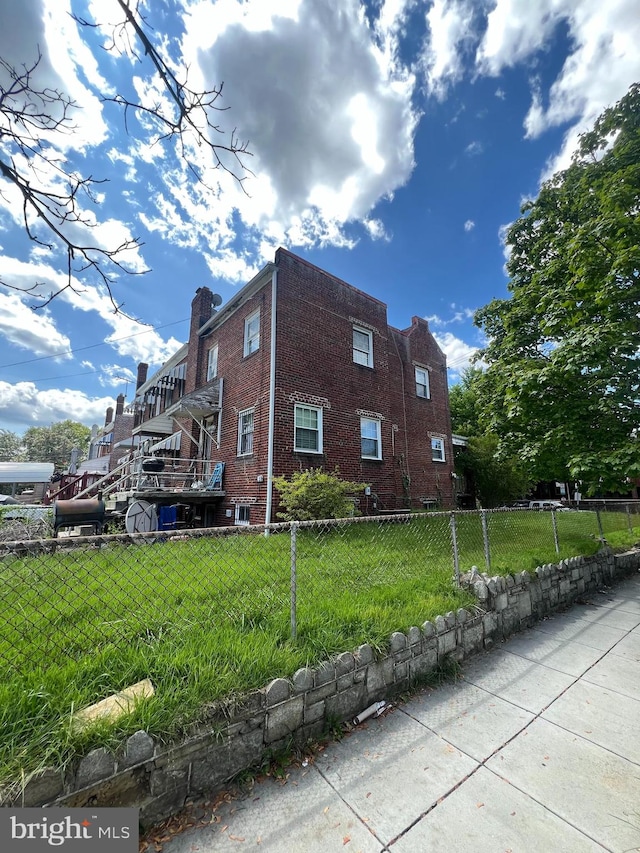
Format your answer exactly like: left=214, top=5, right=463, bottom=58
left=0, top=509, right=636, bottom=785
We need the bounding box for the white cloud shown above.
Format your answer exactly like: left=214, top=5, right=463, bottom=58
left=432, top=331, right=479, bottom=377
left=476, top=0, right=640, bottom=175
left=0, top=255, right=182, bottom=366
left=0, top=381, right=115, bottom=431
left=170, top=0, right=419, bottom=248
left=0, top=292, right=71, bottom=358
left=464, top=140, right=483, bottom=156
left=423, top=0, right=477, bottom=97
left=0, top=0, right=108, bottom=152
left=464, top=219, right=475, bottom=231
left=426, top=304, right=475, bottom=327
left=98, top=364, right=136, bottom=389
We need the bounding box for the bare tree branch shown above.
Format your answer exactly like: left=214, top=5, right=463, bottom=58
left=0, top=0, right=253, bottom=316
left=0, top=53, right=147, bottom=317
left=74, top=0, right=253, bottom=190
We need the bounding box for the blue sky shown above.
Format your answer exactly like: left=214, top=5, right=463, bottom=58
left=1, top=0, right=639, bottom=433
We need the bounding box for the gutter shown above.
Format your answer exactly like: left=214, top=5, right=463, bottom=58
left=265, top=266, right=278, bottom=529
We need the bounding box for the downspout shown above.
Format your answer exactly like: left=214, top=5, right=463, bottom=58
left=265, top=266, right=278, bottom=529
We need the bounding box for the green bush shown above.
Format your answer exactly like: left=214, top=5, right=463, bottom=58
left=273, top=468, right=367, bottom=521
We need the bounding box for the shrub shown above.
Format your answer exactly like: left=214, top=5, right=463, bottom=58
left=273, top=468, right=367, bottom=521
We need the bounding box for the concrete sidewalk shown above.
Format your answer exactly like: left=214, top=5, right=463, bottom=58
left=157, top=575, right=640, bottom=853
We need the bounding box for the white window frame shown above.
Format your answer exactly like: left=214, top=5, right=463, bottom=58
left=237, top=408, right=255, bottom=456
left=244, top=310, right=260, bottom=357
left=431, top=437, right=446, bottom=462
left=353, top=326, right=373, bottom=367
left=207, top=343, right=218, bottom=381
left=235, top=504, right=251, bottom=526
left=361, top=417, right=382, bottom=460
left=415, top=366, right=430, bottom=399
left=294, top=404, right=323, bottom=453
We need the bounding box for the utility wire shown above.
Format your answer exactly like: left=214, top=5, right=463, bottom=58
left=0, top=318, right=189, bottom=369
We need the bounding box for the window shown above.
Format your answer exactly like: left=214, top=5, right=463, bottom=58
left=235, top=504, right=251, bottom=526
left=431, top=437, right=445, bottom=462
left=244, top=310, right=260, bottom=356
left=353, top=326, right=373, bottom=367
left=207, top=344, right=218, bottom=381
left=237, top=408, right=254, bottom=455
left=294, top=404, right=323, bottom=453
left=415, top=366, right=430, bottom=399
left=361, top=417, right=382, bottom=460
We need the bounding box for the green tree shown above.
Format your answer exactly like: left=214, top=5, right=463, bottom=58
left=449, top=367, right=486, bottom=437
left=456, top=434, right=530, bottom=508
left=22, top=421, right=90, bottom=472
left=273, top=468, right=367, bottom=521
left=449, top=369, right=531, bottom=506
left=0, top=430, right=25, bottom=462
left=475, top=83, right=640, bottom=493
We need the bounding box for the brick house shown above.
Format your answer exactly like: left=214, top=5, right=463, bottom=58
left=127, top=248, right=455, bottom=526
left=83, top=394, right=136, bottom=475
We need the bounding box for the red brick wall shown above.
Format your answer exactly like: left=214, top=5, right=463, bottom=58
left=388, top=319, right=454, bottom=508
left=196, top=286, right=273, bottom=526
left=270, top=249, right=396, bottom=517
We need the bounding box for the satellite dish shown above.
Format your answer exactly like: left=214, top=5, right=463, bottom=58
left=125, top=500, right=158, bottom=534
left=211, top=293, right=222, bottom=308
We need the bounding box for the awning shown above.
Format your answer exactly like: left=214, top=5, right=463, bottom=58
left=113, top=435, right=143, bottom=450
left=132, top=412, right=174, bottom=436
left=164, top=379, right=222, bottom=419
left=149, top=431, right=182, bottom=453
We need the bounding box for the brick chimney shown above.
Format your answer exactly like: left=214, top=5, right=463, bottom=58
left=105, top=406, right=114, bottom=426
left=186, top=288, right=215, bottom=392
left=136, top=362, right=149, bottom=390
left=115, top=394, right=125, bottom=415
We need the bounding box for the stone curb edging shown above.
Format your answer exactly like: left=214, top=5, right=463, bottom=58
left=4, top=547, right=639, bottom=826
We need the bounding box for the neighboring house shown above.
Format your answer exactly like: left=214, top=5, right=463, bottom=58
left=83, top=394, right=136, bottom=475
left=103, top=249, right=455, bottom=526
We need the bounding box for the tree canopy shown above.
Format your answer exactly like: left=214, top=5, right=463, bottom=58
left=449, top=368, right=531, bottom=507
left=475, top=83, right=640, bottom=493
left=22, top=421, right=90, bottom=472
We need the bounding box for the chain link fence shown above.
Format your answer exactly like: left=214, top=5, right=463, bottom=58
left=0, top=503, right=638, bottom=672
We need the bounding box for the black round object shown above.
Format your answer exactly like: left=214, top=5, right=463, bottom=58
left=142, top=459, right=165, bottom=473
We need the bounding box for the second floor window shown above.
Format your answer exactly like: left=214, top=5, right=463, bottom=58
left=294, top=404, right=323, bottom=453
left=238, top=409, right=254, bottom=455
left=244, top=310, right=260, bottom=356
left=431, top=437, right=445, bottom=462
left=207, top=344, right=218, bottom=381
left=415, top=367, right=430, bottom=398
left=353, top=326, right=373, bottom=367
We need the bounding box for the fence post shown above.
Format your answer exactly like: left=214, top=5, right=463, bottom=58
left=481, top=510, right=491, bottom=573
left=626, top=504, right=633, bottom=535
left=551, top=510, right=560, bottom=555
left=290, top=522, right=298, bottom=641
left=450, top=512, right=460, bottom=587
left=596, top=509, right=605, bottom=543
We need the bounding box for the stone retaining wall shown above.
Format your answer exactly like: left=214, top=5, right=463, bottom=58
left=6, top=548, right=639, bottom=826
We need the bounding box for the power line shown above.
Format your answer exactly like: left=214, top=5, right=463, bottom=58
left=0, top=318, right=189, bottom=369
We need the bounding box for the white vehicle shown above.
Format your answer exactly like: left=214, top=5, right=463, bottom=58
left=529, top=500, right=571, bottom=511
